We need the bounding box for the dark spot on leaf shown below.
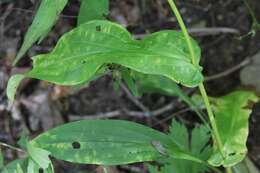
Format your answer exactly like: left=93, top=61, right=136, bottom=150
left=96, top=25, right=101, bottom=32
left=228, top=152, right=236, bottom=156
left=39, top=168, right=44, bottom=173
left=72, top=141, right=81, bottom=149
left=81, top=60, right=86, bottom=64
left=102, top=13, right=109, bottom=19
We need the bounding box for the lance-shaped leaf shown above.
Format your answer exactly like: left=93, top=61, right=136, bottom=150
left=31, top=120, right=202, bottom=165
left=78, top=0, right=109, bottom=25
left=13, top=0, right=68, bottom=65
left=208, top=91, right=259, bottom=167
left=7, top=20, right=203, bottom=100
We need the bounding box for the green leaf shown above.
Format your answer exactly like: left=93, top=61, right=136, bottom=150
left=149, top=120, right=212, bottom=173
left=6, top=74, right=25, bottom=101
left=0, top=149, right=3, bottom=170
left=208, top=91, right=259, bottom=167
left=78, top=0, right=109, bottom=25
left=27, top=159, right=54, bottom=173
left=13, top=0, right=68, bottom=65
left=1, top=159, right=26, bottom=173
left=31, top=120, right=202, bottom=165
left=15, top=164, right=24, bottom=173
left=133, top=72, right=206, bottom=122
left=8, top=20, right=203, bottom=100
left=26, top=141, right=51, bottom=169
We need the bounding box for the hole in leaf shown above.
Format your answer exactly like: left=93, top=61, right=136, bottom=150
left=96, top=25, right=101, bottom=32
left=228, top=152, right=236, bottom=156
left=72, top=141, right=81, bottom=149
left=39, top=168, right=44, bottom=173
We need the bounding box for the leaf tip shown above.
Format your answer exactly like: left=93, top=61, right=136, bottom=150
left=7, top=74, right=25, bottom=101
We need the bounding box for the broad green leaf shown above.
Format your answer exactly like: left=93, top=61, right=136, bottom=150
left=232, top=157, right=260, bottom=173
left=0, top=149, right=3, bottom=170
left=208, top=91, right=259, bottom=167
left=149, top=120, right=212, bottom=173
left=26, top=142, right=51, bottom=169
left=13, top=0, right=68, bottom=65
left=78, top=0, right=109, bottom=25
left=6, top=74, right=25, bottom=101
left=1, top=159, right=26, bottom=173
left=7, top=20, right=203, bottom=100
left=31, top=120, right=202, bottom=165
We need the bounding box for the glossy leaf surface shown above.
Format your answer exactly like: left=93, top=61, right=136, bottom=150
left=208, top=91, right=259, bottom=167
left=7, top=20, right=203, bottom=100
left=13, top=0, right=68, bottom=65
left=78, top=0, right=109, bottom=25
left=31, top=120, right=201, bottom=165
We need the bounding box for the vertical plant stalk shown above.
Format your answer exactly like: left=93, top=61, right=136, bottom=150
left=242, top=0, right=259, bottom=25
left=167, top=0, right=225, bottom=156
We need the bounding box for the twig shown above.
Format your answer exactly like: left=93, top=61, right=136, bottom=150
left=0, top=4, right=13, bottom=42
left=69, top=111, right=121, bottom=121
left=134, top=27, right=240, bottom=39
left=0, top=141, right=25, bottom=153
left=205, top=57, right=251, bottom=82
left=152, top=107, right=191, bottom=127
left=69, top=102, right=176, bottom=121
left=120, top=83, right=150, bottom=113
left=187, top=27, right=240, bottom=36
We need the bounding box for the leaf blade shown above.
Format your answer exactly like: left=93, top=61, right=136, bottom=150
left=32, top=120, right=201, bottom=165
left=6, top=74, right=25, bottom=101
left=77, top=0, right=109, bottom=25
left=8, top=20, right=203, bottom=100
left=13, top=0, right=68, bottom=65
left=208, top=91, right=259, bottom=167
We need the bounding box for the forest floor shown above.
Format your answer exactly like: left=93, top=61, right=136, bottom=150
left=0, top=0, right=260, bottom=172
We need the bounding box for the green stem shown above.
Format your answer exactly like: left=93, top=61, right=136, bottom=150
left=226, top=167, right=233, bottom=173
left=242, top=0, right=258, bottom=24
left=167, top=0, right=225, bottom=157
